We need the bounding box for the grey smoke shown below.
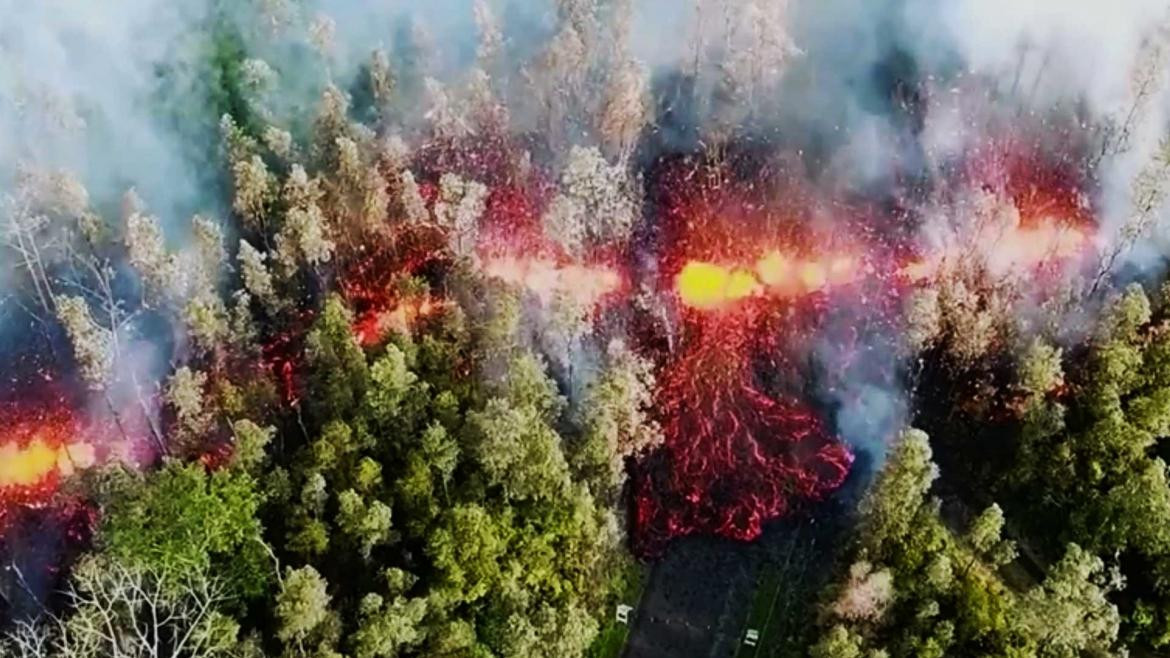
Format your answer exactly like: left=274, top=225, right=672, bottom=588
left=835, top=382, right=907, bottom=464
left=0, top=0, right=214, bottom=225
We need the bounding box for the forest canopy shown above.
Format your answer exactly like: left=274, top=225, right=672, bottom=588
left=3, top=1, right=1170, bottom=658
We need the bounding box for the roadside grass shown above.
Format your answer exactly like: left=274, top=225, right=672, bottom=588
left=733, top=516, right=846, bottom=657
left=589, top=624, right=632, bottom=658
left=587, top=559, right=648, bottom=658
left=733, top=567, right=783, bottom=658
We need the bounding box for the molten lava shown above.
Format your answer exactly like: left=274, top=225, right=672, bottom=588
left=353, top=296, right=445, bottom=346
left=677, top=249, right=860, bottom=310
left=0, top=440, right=94, bottom=489
left=633, top=304, right=853, bottom=555
left=0, top=408, right=94, bottom=499
left=0, top=440, right=60, bottom=489
left=901, top=212, right=1091, bottom=282
left=627, top=155, right=877, bottom=555
left=0, top=399, right=101, bottom=557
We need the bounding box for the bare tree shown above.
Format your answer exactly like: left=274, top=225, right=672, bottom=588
left=125, top=208, right=178, bottom=306
left=599, top=58, right=650, bottom=163
left=434, top=174, right=487, bottom=259
left=558, top=146, right=639, bottom=249
left=54, top=295, right=114, bottom=390
left=1094, top=16, right=1170, bottom=164
left=399, top=170, right=429, bottom=226
left=466, top=68, right=509, bottom=135
left=1090, top=138, right=1170, bottom=294
left=1, top=167, right=90, bottom=320
left=473, top=0, right=503, bottom=69
left=308, top=13, right=336, bottom=62
left=2, top=557, right=238, bottom=658
left=275, top=165, right=335, bottom=274
left=424, top=78, right=469, bottom=141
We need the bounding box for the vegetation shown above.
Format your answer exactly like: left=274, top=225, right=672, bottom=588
left=803, top=285, right=1170, bottom=656
left=3, top=3, right=1170, bottom=658
left=1, top=2, right=652, bottom=656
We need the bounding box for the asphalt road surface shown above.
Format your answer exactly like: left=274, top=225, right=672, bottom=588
left=622, top=533, right=764, bottom=658
left=622, top=471, right=867, bottom=658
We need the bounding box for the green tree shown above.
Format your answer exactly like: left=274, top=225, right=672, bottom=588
left=230, top=419, right=274, bottom=474
left=1021, top=544, right=1121, bottom=658
left=350, top=593, right=428, bottom=658
left=858, top=429, right=938, bottom=558
left=419, top=422, right=459, bottom=500
left=810, top=625, right=865, bottom=658
left=336, top=490, right=394, bottom=559
left=427, top=504, right=509, bottom=604
left=572, top=340, right=662, bottom=500
left=967, top=504, right=1017, bottom=568
left=465, top=398, right=572, bottom=502
left=1017, top=337, right=1063, bottom=400
left=99, top=461, right=271, bottom=599
left=305, top=296, right=369, bottom=421
left=275, top=566, right=332, bottom=646
left=364, top=344, right=426, bottom=432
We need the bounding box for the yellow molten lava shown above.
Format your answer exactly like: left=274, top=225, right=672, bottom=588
left=678, top=250, right=859, bottom=309
left=676, top=262, right=760, bottom=309
left=0, top=439, right=95, bottom=489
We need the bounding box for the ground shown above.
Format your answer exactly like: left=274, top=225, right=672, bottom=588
left=622, top=489, right=856, bottom=658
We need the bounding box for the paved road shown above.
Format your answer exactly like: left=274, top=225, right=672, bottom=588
left=623, top=534, right=763, bottom=658
left=622, top=490, right=861, bottom=658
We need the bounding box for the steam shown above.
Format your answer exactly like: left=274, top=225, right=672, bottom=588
left=932, top=0, right=1169, bottom=114
left=0, top=0, right=214, bottom=222
left=6, top=0, right=1165, bottom=226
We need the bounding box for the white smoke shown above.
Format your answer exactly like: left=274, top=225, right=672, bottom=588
left=921, top=0, right=1170, bottom=251
left=0, top=0, right=214, bottom=223
left=927, top=0, right=1169, bottom=115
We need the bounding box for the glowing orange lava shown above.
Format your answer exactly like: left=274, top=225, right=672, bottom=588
left=983, top=220, right=1088, bottom=275
left=353, top=297, right=445, bottom=346
left=677, top=250, right=860, bottom=309
left=901, top=214, right=1090, bottom=282
left=482, top=256, right=622, bottom=307
left=0, top=406, right=96, bottom=499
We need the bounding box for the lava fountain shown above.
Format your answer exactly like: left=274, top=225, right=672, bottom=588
left=631, top=156, right=860, bottom=556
